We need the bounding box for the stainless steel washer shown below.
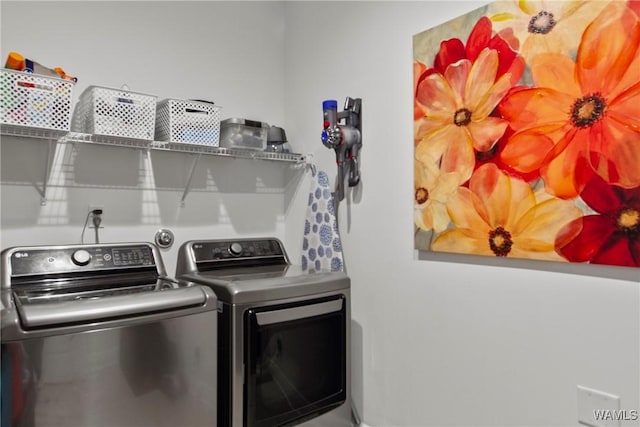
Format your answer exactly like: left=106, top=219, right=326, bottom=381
left=1, top=242, right=218, bottom=427
left=176, top=237, right=353, bottom=427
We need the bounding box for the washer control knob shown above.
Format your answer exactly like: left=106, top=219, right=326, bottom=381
left=71, top=249, right=92, bottom=266
left=229, top=242, right=243, bottom=256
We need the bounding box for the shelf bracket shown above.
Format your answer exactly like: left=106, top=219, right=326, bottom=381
left=37, top=139, right=55, bottom=205
left=180, top=153, right=202, bottom=207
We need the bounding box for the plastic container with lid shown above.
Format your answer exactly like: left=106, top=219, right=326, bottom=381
left=219, top=118, right=269, bottom=150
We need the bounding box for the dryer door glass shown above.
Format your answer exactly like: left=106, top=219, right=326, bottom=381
left=244, top=295, right=346, bottom=427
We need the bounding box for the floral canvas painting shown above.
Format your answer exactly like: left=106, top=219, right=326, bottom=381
left=413, top=0, right=640, bottom=268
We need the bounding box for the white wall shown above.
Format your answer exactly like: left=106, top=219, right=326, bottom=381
left=1, top=1, right=296, bottom=274
left=1, top=2, right=639, bottom=427
left=282, top=1, right=640, bottom=426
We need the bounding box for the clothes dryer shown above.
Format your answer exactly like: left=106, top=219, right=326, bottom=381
left=176, top=237, right=353, bottom=427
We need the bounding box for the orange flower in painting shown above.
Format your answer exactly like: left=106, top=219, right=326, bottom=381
left=415, top=48, right=513, bottom=182
left=431, top=163, right=583, bottom=260
left=414, top=60, right=428, bottom=122
left=498, top=2, right=640, bottom=198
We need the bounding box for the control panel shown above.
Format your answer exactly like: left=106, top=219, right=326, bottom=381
left=191, top=239, right=286, bottom=263
left=10, top=244, right=156, bottom=276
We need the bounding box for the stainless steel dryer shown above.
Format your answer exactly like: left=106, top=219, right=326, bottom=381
left=176, top=237, right=353, bottom=427
left=1, top=242, right=218, bottom=427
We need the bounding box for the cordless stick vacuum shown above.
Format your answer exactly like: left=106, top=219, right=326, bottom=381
left=321, top=97, right=362, bottom=201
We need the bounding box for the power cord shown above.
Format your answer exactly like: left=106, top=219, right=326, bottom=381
left=81, top=209, right=103, bottom=244
left=92, top=210, right=103, bottom=244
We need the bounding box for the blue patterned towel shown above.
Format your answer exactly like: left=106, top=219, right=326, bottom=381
left=302, top=170, right=344, bottom=272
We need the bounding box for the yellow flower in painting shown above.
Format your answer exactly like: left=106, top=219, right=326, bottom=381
left=415, top=48, right=512, bottom=182
left=487, top=0, right=609, bottom=63
left=431, top=163, right=583, bottom=260
left=414, top=157, right=463, bottom=233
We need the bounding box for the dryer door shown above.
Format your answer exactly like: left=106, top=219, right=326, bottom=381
left=244, top=295, right=346, bottom=427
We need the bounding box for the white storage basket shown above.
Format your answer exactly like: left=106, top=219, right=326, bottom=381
left=1, top=68, right=75, bottom=132
left=155, top=99, right=221, bottom=145
left=73, top=85, right=157, bottom=140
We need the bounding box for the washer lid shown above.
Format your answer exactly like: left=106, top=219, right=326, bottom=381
left=14, top=280, right=210, bottom=329
left=179, top=266, right=349, bottom=304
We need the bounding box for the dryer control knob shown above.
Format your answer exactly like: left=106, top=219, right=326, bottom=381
left=72, top=249, right=92, bottom=266
left=229, top=242, right=243, bottom=256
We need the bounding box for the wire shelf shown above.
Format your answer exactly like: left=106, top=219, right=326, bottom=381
left=1, top=126, right=305, bottom=163
left=61, top=131, right=153, bottom=149
left=1, top=125, right=308, bottom=205
left=150, top=141, right=305, bottom=163
left=0, top=123, right=68, bottom=140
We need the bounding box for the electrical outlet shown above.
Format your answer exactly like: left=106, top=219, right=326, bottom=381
left=577, top=385, right=621, bottom=427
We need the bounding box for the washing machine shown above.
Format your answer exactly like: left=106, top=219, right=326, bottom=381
left=1, top=242, right=217, bottom=427
left=176, top=237, right=353, bottom=427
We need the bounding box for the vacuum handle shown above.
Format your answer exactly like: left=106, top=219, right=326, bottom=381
left=323, top=99, right=338, bottom=129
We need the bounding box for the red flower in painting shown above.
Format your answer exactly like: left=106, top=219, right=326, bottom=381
left=417, top=16, right=524, bottom=88
left=556, top=164, right=640, bottom=267
left=498, top=2, right=640, bottom=199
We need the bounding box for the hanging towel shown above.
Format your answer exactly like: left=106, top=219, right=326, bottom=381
left=302, top=169, right=344, bottom=272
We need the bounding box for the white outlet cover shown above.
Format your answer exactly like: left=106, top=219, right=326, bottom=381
left=577, top=385, right=621, bottom=427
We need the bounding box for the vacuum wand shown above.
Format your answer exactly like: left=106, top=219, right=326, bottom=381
left=321, top=98, right=362, bottom=201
